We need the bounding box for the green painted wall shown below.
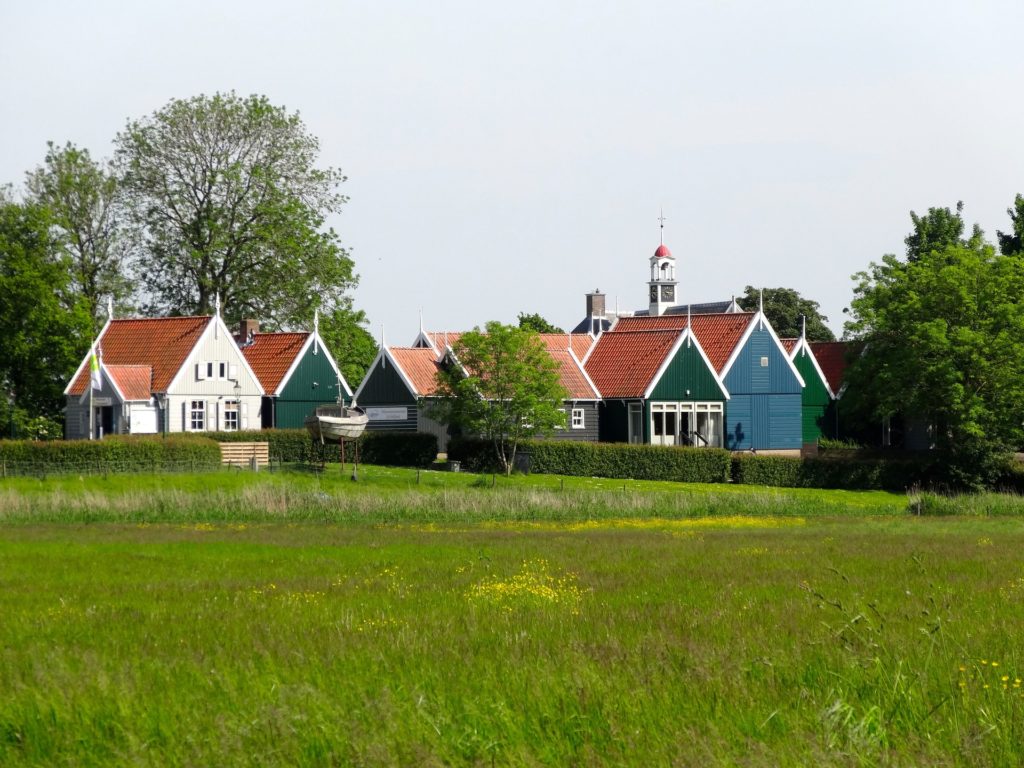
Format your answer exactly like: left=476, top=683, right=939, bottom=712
left=356, top=358, right=417, bottom=406
left=792, top=349, right=833, bottom=443
left=272, top=345, right=350, bottom=429
left=648, top=340, right=726, bottom=402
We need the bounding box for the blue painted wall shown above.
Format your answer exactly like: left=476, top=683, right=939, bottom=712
left=723, top=324, right=803, bottom=450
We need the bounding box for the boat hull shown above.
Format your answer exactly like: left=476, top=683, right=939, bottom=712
left=304, top=406, right=369, bottom=442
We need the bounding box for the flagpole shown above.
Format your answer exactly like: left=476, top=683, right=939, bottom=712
left=89, top=372, right=94, bottom=440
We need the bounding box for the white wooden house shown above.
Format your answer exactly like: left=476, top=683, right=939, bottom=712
left=64, top=313, right=264, bottom=439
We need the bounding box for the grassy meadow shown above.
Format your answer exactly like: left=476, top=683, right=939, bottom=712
left=2, top=467, right=1024, bottom=765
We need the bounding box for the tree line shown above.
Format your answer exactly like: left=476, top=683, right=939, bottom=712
left=0, top=92, right=376, bottom=438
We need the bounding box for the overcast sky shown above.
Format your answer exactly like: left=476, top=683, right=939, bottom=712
left=3, top=1, right=1023, bottom=339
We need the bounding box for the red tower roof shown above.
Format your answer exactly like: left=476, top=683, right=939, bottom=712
left=654, top=244, right=672, bottom=258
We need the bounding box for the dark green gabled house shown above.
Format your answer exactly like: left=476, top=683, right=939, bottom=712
left=784, top=335, right=838, bottom=444
left=585, top=325, right=729, bottom=447
left=241, top=329, right=352, bottom=429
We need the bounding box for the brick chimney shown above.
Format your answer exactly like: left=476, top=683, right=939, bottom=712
left=239, top=319, right=259, bottom=343
left=586, top=289, right=605, bottom=319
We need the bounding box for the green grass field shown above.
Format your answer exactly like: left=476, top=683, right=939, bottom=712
left=2, top=468, right=1024, bottom=765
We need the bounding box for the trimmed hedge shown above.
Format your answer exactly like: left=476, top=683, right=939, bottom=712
left=448, top=437, right=732, bottom=483
left=731, top=453, right=938, bottom=491
left=0, top=435, right=222, bottom=475
left=359, top=432, right=438, bottom=468
left=206, top=429, right=312, bottom=463
left=206, top=429, right=439, bottom=468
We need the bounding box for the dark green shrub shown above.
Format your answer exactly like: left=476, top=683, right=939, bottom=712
left=206, top=429, right=311, bottom=463
left=731, top=455, right=804, bottom=487
left=448, top=438, right=731, bottom=483
left=359, top=432, right=437, bottom=468
left=0, top=435, right=221, bottom=475
left=731, top=453, right=937, bottom=491
left=208, top=429, right=438, bottom=467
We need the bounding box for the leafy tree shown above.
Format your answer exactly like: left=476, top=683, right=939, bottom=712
left=25, top=141, right=130, bottom=332
left=844, top=240, right=1024, bottom=489
left=0, top=197, right=91, bottom=435
left=997, top=194, right=1024, bottom=256
left=433, top=322, right=567, bottom=475
left=736, top=286, right=835, bottom=341
left=904, top=200, right=984, bottom=262
left=318, top=305, right=378, bottom=390
left=114, top=92, right=356, bottom=329
left=517, top=312, right=563, bottom=334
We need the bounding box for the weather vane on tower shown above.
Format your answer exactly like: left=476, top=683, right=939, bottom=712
left=658, top=208, right=666, bottom=245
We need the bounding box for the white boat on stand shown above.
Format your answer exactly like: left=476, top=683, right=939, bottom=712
left=304, top=403, right=369, bottom=443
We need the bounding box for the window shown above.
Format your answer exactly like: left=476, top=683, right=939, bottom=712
left=190, top=400, right=206, bottom=431
left=650, top=401, right=723, bottom=447
left=571, top=408, right=585, bottom=429
left=223, top=400, right=239, bottom=431
left=760, top=356, right=769, bottom=368
left=219, top=362, right=227, bottom=380
left=206, top=362, right=215, bottom=379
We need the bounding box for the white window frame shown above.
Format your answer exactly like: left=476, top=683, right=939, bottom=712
left=571, top=407, right=585, bottom=430
left=218, top=362, right=227, bottom=380
left=649, top=401, right=723, bottom=448
left=206, top=362, right=215, bottom=379
left=223, top=400, right=239, bottom=431
left=189, top=400, right=206, bottom=431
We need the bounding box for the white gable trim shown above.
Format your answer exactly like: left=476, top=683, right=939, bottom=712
left=353, top=347, right=421, bottom=401
left=719, top=311, right=806, bottom=388
left=64, top=317, right=112, bottom=396
left=165, top=315, right=266, bottom=396
left=643, top=328, right=730, bottom=401
left=411, top=330, right=439, bottom=354
left=273, top=331, right=353, bottom=398
left=567, top=347, right=602, bottom=400
left=788, top=337, right=836, bottom=400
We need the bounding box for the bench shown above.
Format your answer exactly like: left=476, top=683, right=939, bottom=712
left=218, top=442, right=269, bottom=468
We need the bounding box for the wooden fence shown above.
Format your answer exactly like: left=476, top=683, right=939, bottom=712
left=218, top=442, right=269, bottom=468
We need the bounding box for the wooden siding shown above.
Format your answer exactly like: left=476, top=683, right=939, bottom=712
left=417, top=408, right=450, bottom=453
left=550, top=402, right=599, bottom=442
left=271, top=345, right=350, bottom=428
left=598, top=400, right=632, bottom=443
left=724, top=325, right=802, bottom=395
left=648, top=340, right=724, bottom=402
left=364, top=405, right=417, bottom=433
left=357, top=360, right=417, bottom=405
left=726, top=393, right=802, bottom=450
left=792, top=351, right=832, bottom=443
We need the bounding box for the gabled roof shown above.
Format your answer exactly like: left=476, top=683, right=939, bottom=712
left=780, top=338, right=798, bottom=354
left=389, top=347, right=444, bottom=397
left=536, top=334, right=601, bottom=400
left=67, top=316, right=211, bottom=396
left=584, top=328, right=684, bottom=398
left=808, top=341, right=851, bottom=396
left=612, top=312, right=756, bottom=374
left=242, top=332, right=310, bottom=396
left=105, top=365, right=153, bottom=401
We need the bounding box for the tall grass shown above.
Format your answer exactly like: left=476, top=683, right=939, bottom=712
left=1, top=519, right=1023, bottom=765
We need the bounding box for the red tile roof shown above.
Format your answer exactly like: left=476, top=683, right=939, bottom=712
left=389, top=347, right=444, bottom=396
left=584, top=329, right=683, bottom=398
left=613, top=313, right=755, bottom=373
left=104, top=365, right=153, bottom=401
left=241, top=332, right=310, bottom=395
left=69, top=317, right=210, bottom=396
left=537, top=335, right=600, bottom=399
left=780, top=338, right=798, bottom=354
left=808, top=341, right=851, bottom=394
left=423, top=331, right=463, bottom=355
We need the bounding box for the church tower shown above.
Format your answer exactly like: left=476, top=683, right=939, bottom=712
left=648, top=212, right=677, bottom=316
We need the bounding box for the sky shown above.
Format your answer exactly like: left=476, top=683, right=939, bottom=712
left=2, top=1, right=1024, bottom=340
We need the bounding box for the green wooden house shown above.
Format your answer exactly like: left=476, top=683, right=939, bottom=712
left=784, top=333, right=838, bottom=444
left=241, top=329, right=351, bottom=428
left=584, top=324, right=728, bottom=446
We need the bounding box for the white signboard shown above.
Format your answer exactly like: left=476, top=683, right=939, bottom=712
left=93, top=397, right=113, bottom=407
left=365, top=407, right=409, bottom=422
